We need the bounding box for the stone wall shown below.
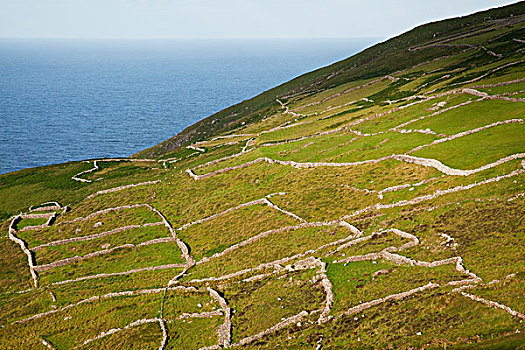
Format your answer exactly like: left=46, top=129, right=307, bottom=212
left=208, top=287, right=231, bottom=348
left=344, top=283, right=439, bottom=316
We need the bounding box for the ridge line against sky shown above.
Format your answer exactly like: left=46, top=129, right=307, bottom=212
left=0, top=0, right=521, bottom=40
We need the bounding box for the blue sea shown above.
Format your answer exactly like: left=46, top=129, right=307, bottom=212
left=0, top=38, right=377, bottom=174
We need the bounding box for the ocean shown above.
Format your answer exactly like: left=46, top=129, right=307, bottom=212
left=0, top=38, right=377, bottom=174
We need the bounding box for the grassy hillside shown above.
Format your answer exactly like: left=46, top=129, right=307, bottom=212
left=135, top=1, right=525, bottom=158
left=0, top=2, right=524, bottom=349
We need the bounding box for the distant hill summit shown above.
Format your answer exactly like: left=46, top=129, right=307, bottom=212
left=1, top=2, right=524, bottom=349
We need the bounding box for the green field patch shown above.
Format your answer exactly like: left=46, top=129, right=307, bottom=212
left=426, top=198, right=525, bottom=281
left=329, top=232, right=410, bottom=260
left=1, top=293, right=162, bottom=350
left=322, top=132, right=436, bottom=164
left=0, top=239, right=34, bottom=293
left=329, top=260, right=467, bottom=314
left=249, top=131, right=435, bottom=166
left=256, top=119, right=337, bottom=145
left=0, top=161, right=90, bottom=219
left=398, top=71, right=456, bottom=92
left=52, top=267, right=183, bottom=306
left=356, top=94, right=473, bottom=134
left=34, top=224, right=170, bottom=265
left=76, top=321, right=163, bottom=350
left=260, top=132, right=363, bottom=163
left=227, top=268, right=324, bottom=342
left=179, top=204, right=301, bottom=261
left=185, top=224, right=353, bottom=281
left=269, top=159, right=440, bottom=222
left=470, top=273, right=525, bottom=319
left=71, top=167, right=294, bottom=231
left=16, top=217, right=48, bottom=230
left=39, top=241, right=186, bottom=285
left=166, top=316, right=223, bottom=349
left=412, top=122, right=525, bottom=170
left=461, top=62, right=525, bottom=88
left=263, top=287, right=523, bottom=350
left=451, top=26, right=518, bottom=46
left=365, top=190, right=525, bottom=281
left=380, top=158, right=522, bottom=207
left=299, top=79, right=393, bottom=116
left=174, top=142, right=245, bottom=171
left=408, top=99, right=525, bottom=135
left=0, top=158, right=165, bottom=220
left=20, top=206, right=161, bottom=248
left=286, top=78, right=378, bottom=111
left=477, top=81, right=525, bottom=95
left=0, top=289, right=55, bottom=324
left=83, top=160, right=163, bottom=182
left=197, top=135, right=251, bottom=148
left=163, top=288, right=217, bottom=319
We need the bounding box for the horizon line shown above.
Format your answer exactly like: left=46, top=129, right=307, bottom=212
left=0, top=36, right=384, bottom=41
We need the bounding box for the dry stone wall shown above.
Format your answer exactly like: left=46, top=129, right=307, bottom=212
left=208, top=287, right=231, bottom=347
left=344, top=283, right=439, bottom=316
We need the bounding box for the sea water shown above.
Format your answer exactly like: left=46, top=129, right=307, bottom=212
left=0, top=38, right=377, bottom=174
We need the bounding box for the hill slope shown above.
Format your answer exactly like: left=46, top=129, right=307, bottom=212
left=0, top=2, right=524, bottom=349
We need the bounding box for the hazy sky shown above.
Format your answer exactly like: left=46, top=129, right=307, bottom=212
left=0, top=0, right=520, bottom=39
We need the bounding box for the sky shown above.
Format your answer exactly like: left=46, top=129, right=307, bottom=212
left=0, top=0, right=521, bottom=40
